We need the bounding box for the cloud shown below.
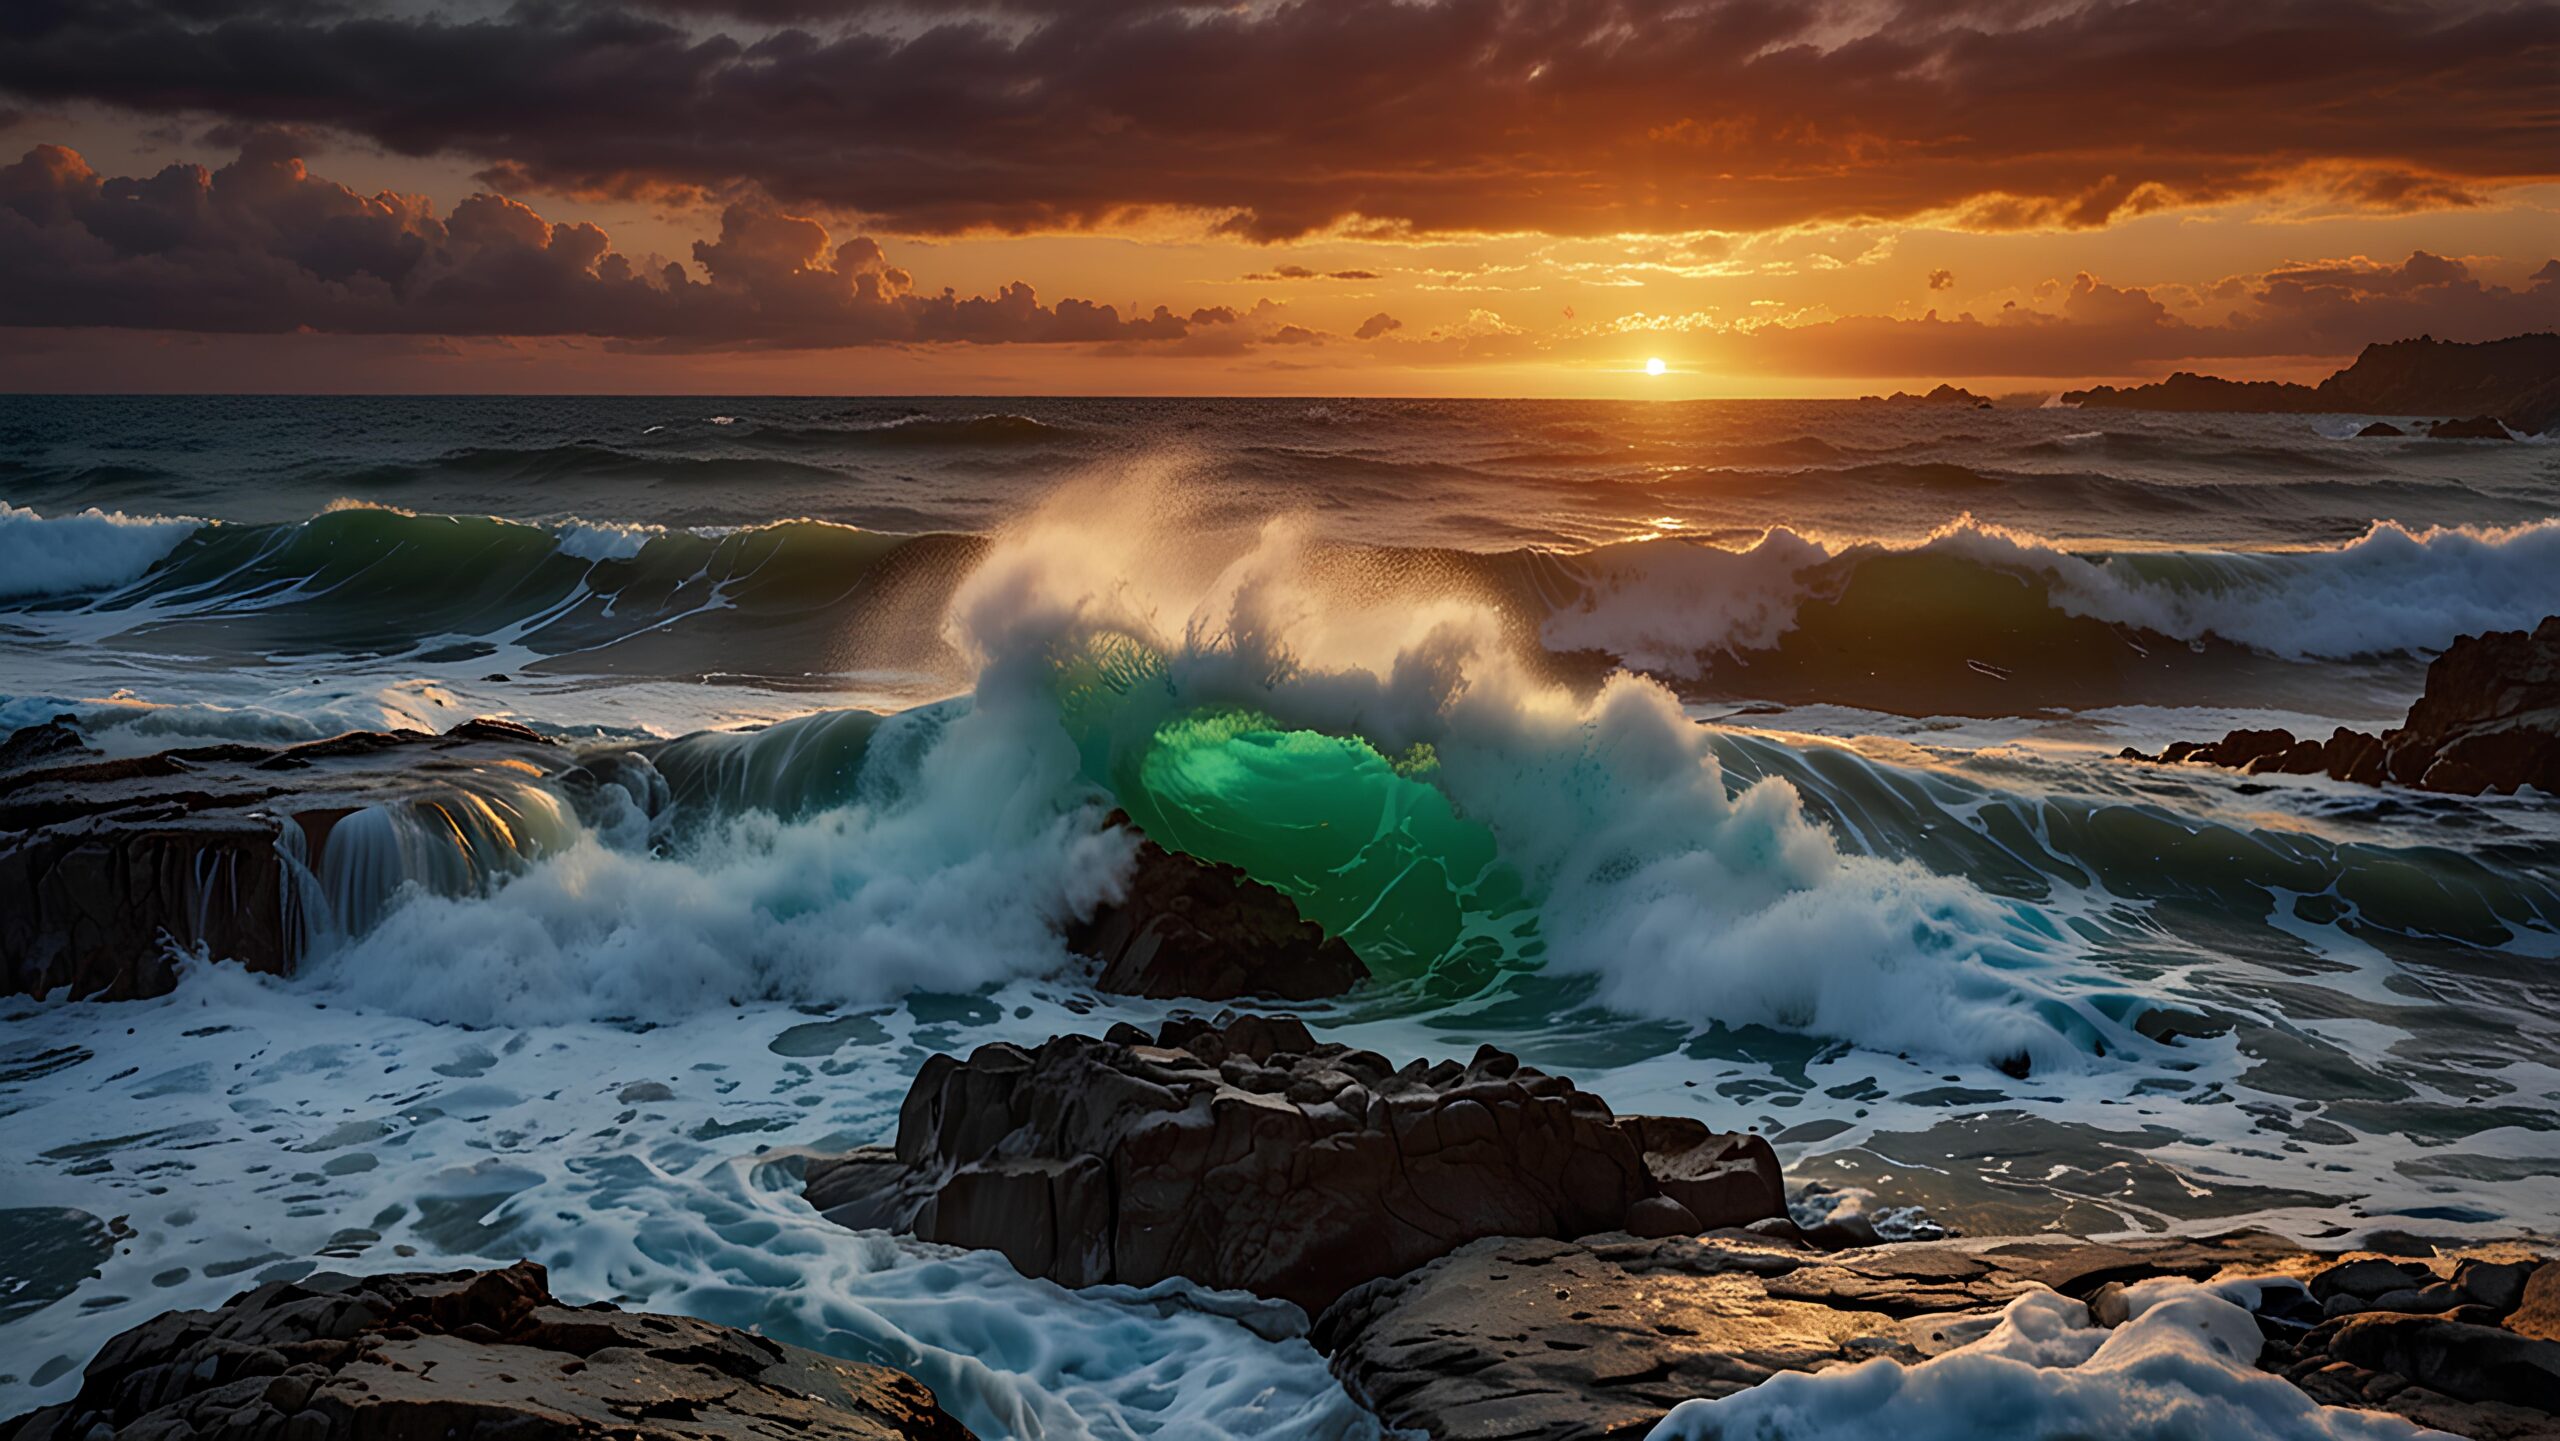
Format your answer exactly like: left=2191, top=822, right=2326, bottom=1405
left=1673, top=252, right=2560, bottom=377
left=1243, top=265, right=1382, bottom=281
left=1354, top=311, right=1403, bottom=340
left=0, top=140, right=1216, bottom=348
left=1, top=0, right=2548, bottom=241
left=1927, top=268, right=1955, bottom=291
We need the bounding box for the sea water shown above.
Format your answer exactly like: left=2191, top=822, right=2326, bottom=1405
left=3, top=395, right=2554, bottom=1437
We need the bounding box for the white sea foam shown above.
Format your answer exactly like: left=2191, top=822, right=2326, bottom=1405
left=938, top=477, right=2119, bottom=1070
left=311, top=696, right=1137, bottom=1027
left=0, top=501, right=199, bottom=598
left=1648, top=1278, right=2450, bottom=1441
left=220, top=467, right=2124, bottom=1068
left=0, top=969, right=1379, bottom=1438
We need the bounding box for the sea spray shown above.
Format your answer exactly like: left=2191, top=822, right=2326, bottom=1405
left=944, top=483, right=2121, bottom=1069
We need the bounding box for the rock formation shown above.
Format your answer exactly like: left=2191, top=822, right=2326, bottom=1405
left=2122, top=617, right=2560, bottom=796
left=804, top=1013, right=1784, bottom=1316
left=0, top=1261, right=973, bottom=1441
left=1069, top=813, right=1368, bottom=1001
left=2427, top=414, right=2516, bottom=439
left=2060, top=333, right=2560, bottom=435
left=0, top=717, right=572, bottom=1000
left=1862, top=384, right=1994, bottom=408
left=1313, top=1232, right=2560, bottom=1441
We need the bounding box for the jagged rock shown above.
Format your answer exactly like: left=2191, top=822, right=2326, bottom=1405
left=0, top=719, right=571, bottom=1000
left=1068, top=814, right=1367, bottom=1001
left=0, top=1260, right=973, bottom=1441
left=2124, top=617, right=2560, bottom=797
left=1872, top=384, right=1994, bottom=408
left=1311, top=1230, right=2317, bottom=1441
left=804, top=1014, right=1783, bottom=1315
left=0, top=715, right=93, bottom=774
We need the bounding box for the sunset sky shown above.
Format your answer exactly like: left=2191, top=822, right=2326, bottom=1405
left=2, top=0, right=2554, bottom=395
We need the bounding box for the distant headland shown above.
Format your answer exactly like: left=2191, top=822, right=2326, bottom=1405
left=2057, top=333, right=2560, bottom=436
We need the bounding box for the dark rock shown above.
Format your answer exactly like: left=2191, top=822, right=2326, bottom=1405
left=1874, top=384, right=1995, bottom=408
left=2123, top=617, right=2560, bottom=797
left=804, top=1015, right=1782, bottom=1315
left=2427, top=414, right=2514, bottom=440
left=2059, top=333, right=2560, bottom=436
left=2201, top=728, right=2296, bottom=769
left=2325, top=1313, right=2560, bottom=1411
left=2355, top=422, right=2406, bottom=437
left=0, top=715, right=93, bottom=774
left=2364, top=1282, right=2468, bottom=1315
left=0, top=1260, right=973, bottom=1441
left=2310, top=1257, right=2436, bottom=1304
left=2324, top=726, right=2388, bottom=785
left=1, top=725, right=575, bottom=1000
left=1068, top=813, right=1367, bottom=1001
left=443, top=716, right=553, bottom=746
left=2514, top=1262, right=2560, bottom=1342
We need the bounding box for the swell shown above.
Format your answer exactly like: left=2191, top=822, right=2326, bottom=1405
left=7, top=503, right=2557, bottom=713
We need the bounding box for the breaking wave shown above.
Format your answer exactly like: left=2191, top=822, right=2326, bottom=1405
left=227, top=479, right=2539, bottom=1074
left=0, top=501, right=199, bottom=598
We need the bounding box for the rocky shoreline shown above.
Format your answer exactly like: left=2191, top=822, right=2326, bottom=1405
left=2122, top=618, right=2560, bottom=797
left=11, top=624, right=2560, bottom=1437
left=12, top=1013, right=2556, bottom=1439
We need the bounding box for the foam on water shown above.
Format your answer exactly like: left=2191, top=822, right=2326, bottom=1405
left=0, top=968, right=1378, bottom=1437
left=1648, top=1279, right=2452, bottom=1441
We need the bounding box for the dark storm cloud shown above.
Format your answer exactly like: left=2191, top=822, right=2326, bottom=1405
left=0, top=0, right=2550, bottom=240
left=0, top=140, right=1222, bottom=346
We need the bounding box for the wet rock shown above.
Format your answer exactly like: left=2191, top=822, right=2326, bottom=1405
left=804, top=1014, right=1782, bottom=1315
left=0, top=721, right=574, bottom=1000
left=1068, top=813, right=1368, bottom=1001
left=2323, top=1313, right=2560, bottom=1410
left=2124, top=617, right=2560, bottom=797
left=2456, top=1259, right=2539, bottom=1315
left=1312, top=1230, right=2313, bottom=1441
left=2310, top=1257, right=2438, bottom=1304
left=2427, top=415, right=2514, bottom=440
left=2355, top=421, right=2406, bottom=437
left=0, top=1260, right=973, bottom=1441
left=0, top=715, right=93, bottom=774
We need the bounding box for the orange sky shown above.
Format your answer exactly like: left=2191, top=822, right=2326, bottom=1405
left=3, top=1, right=2554, bottom=394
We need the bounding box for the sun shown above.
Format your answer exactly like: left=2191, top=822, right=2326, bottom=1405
left=1644, top=357, right=1668, bottom=376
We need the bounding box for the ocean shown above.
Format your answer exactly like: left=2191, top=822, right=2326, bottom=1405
left=2, top=395, right=2556, bottom=1435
